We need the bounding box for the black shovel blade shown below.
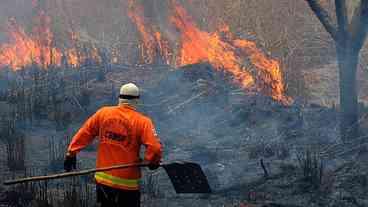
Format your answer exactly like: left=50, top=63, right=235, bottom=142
left=162, top=162, right=212, bottom=194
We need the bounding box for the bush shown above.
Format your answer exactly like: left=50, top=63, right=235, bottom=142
left=6, top=132, right=26, bottom=171
left=141, top=172, right=160, bottom=198
left=296, top=149, right=324, bottom=192
left=48, top=136, right=68, bottom=172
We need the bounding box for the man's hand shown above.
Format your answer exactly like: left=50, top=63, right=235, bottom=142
left=148, top=162, right=160, bottom=170
left=64, top=152, right=76, bottom=172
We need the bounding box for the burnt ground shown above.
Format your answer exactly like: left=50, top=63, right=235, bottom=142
left=0, top=63, right=368, bottom=206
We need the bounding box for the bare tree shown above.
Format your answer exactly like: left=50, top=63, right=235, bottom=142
left=305, top=0, right=368, bottom=140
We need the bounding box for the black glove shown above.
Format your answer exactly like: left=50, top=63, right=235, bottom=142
left=64, top=153, right=76, bottom=172
left=148, top=163, right=160, bottom=171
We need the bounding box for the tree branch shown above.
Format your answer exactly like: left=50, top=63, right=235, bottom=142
left=335, top=0, right=348, bottom=39
left=351, top=0, right=368, bottom=51
left=305, top=0, right=338, bottom=41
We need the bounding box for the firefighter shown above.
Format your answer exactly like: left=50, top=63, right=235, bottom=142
left=64, top=83, right=162, bottom=207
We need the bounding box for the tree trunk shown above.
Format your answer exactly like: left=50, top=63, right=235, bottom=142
left=336, top=44, right=359, bottom=141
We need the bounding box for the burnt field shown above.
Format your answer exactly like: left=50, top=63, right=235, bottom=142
left=0, top=62, right=367, bottom=207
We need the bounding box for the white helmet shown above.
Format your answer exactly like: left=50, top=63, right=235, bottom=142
left=119, top=83, right=140, bottom=100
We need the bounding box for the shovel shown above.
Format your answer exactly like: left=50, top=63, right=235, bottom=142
left=3, top=161, right=212, bottom=194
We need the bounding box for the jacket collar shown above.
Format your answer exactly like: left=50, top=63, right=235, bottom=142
left=118, top=103, right=137, bottom=111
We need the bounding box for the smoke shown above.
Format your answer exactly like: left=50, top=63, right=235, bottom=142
left=0, top=0, right=33, bottom=39
left=0, top=0, right=294, bottom=191
left=133, top=62, right=290, bottom=190
left=0, top=0, right=220, bottom=61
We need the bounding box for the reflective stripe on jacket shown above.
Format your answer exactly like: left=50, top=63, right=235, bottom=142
left=67, top=105, right=162, bottom=190
left=95, top=172, right=140, bottom=190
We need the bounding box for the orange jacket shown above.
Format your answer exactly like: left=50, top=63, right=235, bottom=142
left=67, top=105, right=162, bottom=190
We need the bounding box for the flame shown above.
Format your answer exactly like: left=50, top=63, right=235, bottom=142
left=154, top=31, right=172, bottom=65
left=170, top=2, right=291, bottom=104
left=127, top=0, right=155, bottom=64
left=233, top=38, right=288, bottom=103
left=0, top=18, right=62, bottom=70
left=127, top=0, right=172, bottom=64
left=66, top=49, right=79, bottom=68
left=126, top=0, right=291, bottom=104
left=0, top=11, right=100, bottom=70
left=0, top=0, right=291, bottom=104
left=171, top=9, right=255, bottom=87
left=128, top=0, right=155, bottom=63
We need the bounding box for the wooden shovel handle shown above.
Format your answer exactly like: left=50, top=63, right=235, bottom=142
left=3, top=161, right=152, bottom=186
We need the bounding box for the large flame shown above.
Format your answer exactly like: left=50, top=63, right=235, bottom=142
left=127, top=0, right=291, bottom=104
left=0, top=0, right=291, bottom=104
left=0, top=18, right=62, bottom=70
left=0, top=10, right=99, bottom=70
left=170, top=7, right=255, bottom=88
left=171, top=3, right=291, bottom=104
